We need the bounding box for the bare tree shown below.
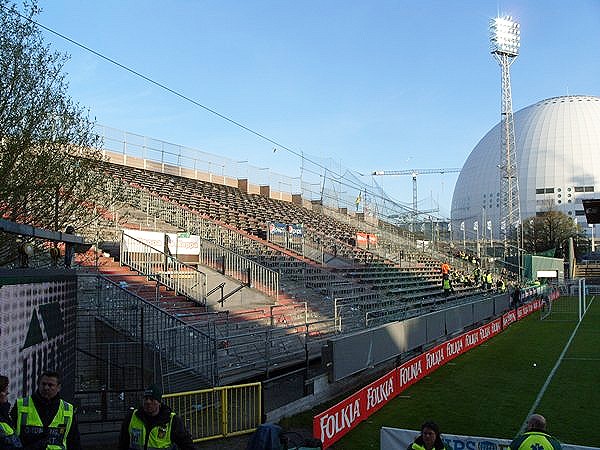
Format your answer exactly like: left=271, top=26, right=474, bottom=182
left=522, top=209, right=578, bottom=256
left=0, top=0, right=117, bottom=236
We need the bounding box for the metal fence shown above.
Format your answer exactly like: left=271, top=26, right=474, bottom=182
left=198, top=238, right=279, bottom=299
left=120, top=232, right=207, bottom=304
left=79, top=273, right=217, bottom=386
left=162, top=383, right=261, bottom=442
left=95, top=124, right=412, bottom=219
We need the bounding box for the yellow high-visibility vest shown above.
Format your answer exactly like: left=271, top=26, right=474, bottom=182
left=16, top=396, right=73, bottom=450
left=0, top=420, right=22, bottom=448
left=127, top=409, right=176, bottom=450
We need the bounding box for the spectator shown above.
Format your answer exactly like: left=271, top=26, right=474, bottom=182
left=11, top=370, right=81, bottom=449
left=485, top=271, right=493, bottom=291
left=49, top=245, right=60, bottom=266
left=407, top=421, right=448, bottom=450
left=0, top=375, right=22, bottom=449
left=510, top=414, right=562, bottom=450
left=541, top=294, right=551, bottom=311
left=163, top=234, right=173, bottom=272
left=442, top=274, right=453, bottom=298
left=496, top=278, right=506, bottom=293
left=118, top=384, right=196, bottom=450
left=441, top=262, right=450, bottom=275
left=64, top=225, right=75, bottom=268
left=511, top=285, right=521, bottom=309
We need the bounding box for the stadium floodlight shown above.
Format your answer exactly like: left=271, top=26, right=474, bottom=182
left=490, top=16, right=520, bottom=56
left=490, top=14, right=522, bottom=277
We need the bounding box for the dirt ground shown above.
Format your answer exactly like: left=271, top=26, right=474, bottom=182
left=83, top=432, right=251, bottom=449
left=82, top=427, right=315, bottom=450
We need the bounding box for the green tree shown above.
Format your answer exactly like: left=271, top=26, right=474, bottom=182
left=521, top=210, right=578, bottom=256
left=0, top=0, right=115, bottom=237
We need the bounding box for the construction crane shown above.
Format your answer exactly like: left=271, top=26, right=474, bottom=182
left=372, top=168, right=462, bottom=223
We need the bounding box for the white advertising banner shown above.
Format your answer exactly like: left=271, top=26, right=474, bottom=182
left=167, top=233, right=201, bottom=255
left=122, top=229, right=200, bottom=255
left=123, top=229, right=164, bottom=253
left=380, top=427, right=598, bottom=450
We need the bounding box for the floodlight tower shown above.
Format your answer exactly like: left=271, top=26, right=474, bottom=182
left=490, top=16, right=522, bottom=253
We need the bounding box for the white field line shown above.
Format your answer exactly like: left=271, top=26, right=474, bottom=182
left=519, top=296, right=595, bottom=434
left=562, top=357, right=600, bottom=361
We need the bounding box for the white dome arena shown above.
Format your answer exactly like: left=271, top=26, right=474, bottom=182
left=451, top=95, right=600, bottom=236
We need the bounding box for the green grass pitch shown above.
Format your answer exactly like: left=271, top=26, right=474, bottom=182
left=284, top=296, right=600, bottom=449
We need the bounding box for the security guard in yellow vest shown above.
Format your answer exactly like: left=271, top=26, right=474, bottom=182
left=11, top=371, right=80, bottom=449
left=485, top=271, right=493, bottom=290
left=0, top=375, right=22, bottom=449
left=118, top=384, right=196, bottom=450
left=509, top=414, right=562, bottom=450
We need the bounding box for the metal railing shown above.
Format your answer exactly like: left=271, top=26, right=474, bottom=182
left=95, top=124, right=415, bottom=220
left=120, top=232, right=207, bottom=305
left=80, top=274, right=217, bottom=385
left=162, top=382, right=261, bottom=442
left=198, top=239, right=279, bottom=299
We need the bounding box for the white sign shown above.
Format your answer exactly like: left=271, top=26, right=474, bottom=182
left=168, top=232, right=201, bottom=255
left=122, top=229, right=201, bottom=255
left=122, top=229, right=164, bottom=253
left=537, top=270, right=558, bottom=278
left=380, top=427, right=598, bottom=450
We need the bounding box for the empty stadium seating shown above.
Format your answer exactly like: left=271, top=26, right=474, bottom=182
left=76, top=160, right=484, bottom=385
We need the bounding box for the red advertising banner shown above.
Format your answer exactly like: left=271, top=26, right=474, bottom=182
left=368, top=234, right=378, bottom=246
left=517, top=299, right=541, bottom=320
left=312, top=300, right=546, bottom=448
left=502, top=309, right=517, bottom=328
left=356, top=232, right=368, bottom=248
left=313, top=387, right=364, bottom=445
left=355, top=232, right=378, bottom=248
left=397, top=353, right=427, bottom=391
left=364, top=370, right=397, bottom=416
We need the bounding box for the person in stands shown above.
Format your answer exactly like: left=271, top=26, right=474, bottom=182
left=441, top=262, right=450, bottom=275
left=407, top=421, right=448, bottom=450
left=442, top=274, right=453, bottom=297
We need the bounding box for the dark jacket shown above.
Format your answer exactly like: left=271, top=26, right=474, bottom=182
left=0, top=402, right=13, bottom=428
left=1, top=400, right=23, bottom=449
left=118, top=404, right=196, bottom=450
left=407, top=435, right=448, bottom=450
left=10, top=391, right=80, bottom=450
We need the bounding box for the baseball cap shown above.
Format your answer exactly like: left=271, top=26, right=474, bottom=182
left=143, top=384, right=162, bottom=401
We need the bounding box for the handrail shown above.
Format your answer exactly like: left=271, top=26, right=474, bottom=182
left=79, top=273, right=217, bottom=385
left=120, top=231, right=207, bottom=305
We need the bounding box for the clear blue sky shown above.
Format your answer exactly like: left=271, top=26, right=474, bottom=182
left=36, top=0, right=600, bottom=218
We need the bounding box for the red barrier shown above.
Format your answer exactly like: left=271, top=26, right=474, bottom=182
left=313, top=297, right=547, bottom=448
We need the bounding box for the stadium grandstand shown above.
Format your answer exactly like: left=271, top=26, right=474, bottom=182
left=3, top=122, right=598, bottom=448
left=1, top=125, right=523, bottom=440
left=2, top=3, right=597, bottom=448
